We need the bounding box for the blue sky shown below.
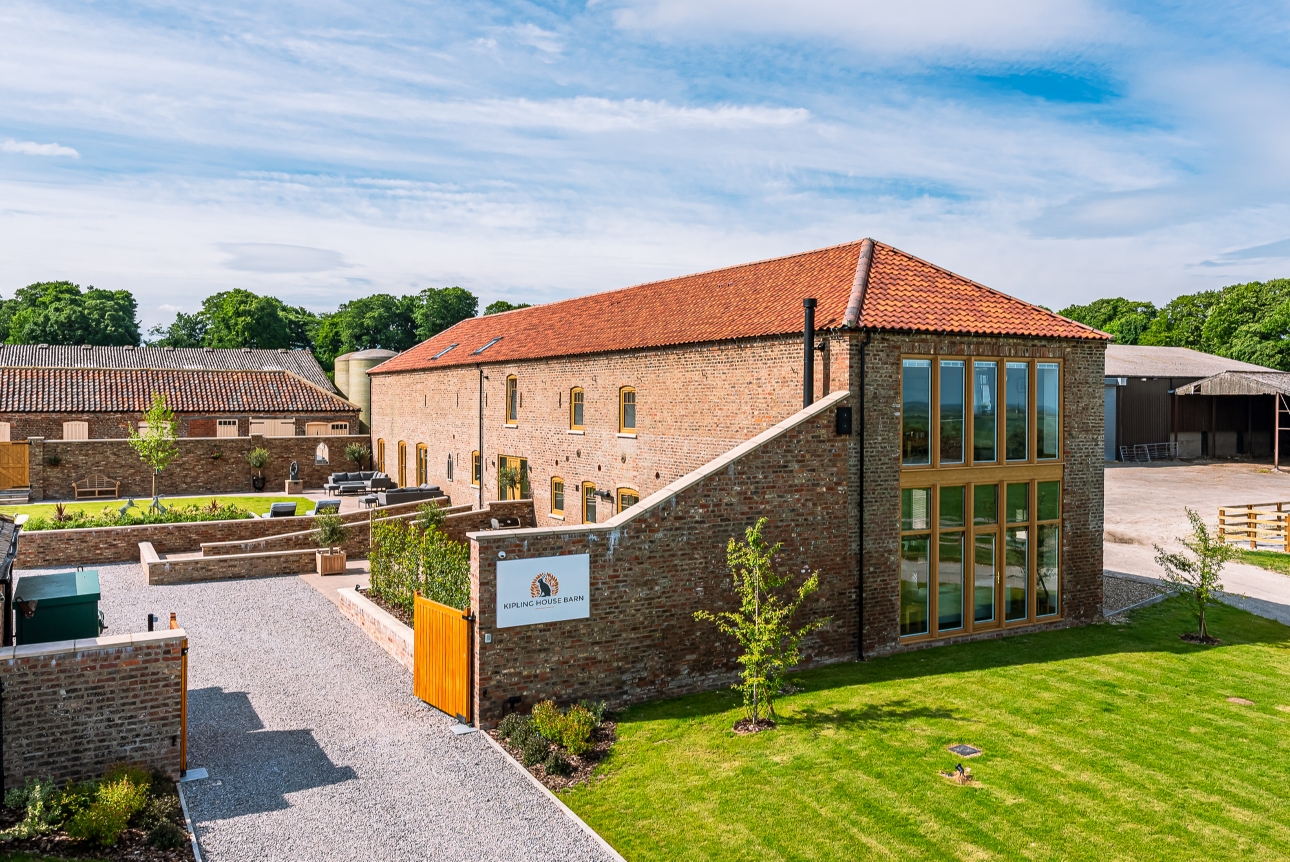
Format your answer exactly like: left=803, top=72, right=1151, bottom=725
left=1, top=0, right=1288, bottom=331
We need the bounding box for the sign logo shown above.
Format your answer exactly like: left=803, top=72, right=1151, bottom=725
left=530, top=572, right=560, bottom=598
left=497, top=553, right=590, bottom=628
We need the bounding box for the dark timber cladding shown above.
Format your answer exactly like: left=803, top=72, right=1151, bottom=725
left=1175, top=371, right=1290, bottom=469
left=1105, top=345, right=1276, bottom=460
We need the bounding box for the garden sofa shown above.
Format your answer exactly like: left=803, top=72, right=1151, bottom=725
left=376, top=486, right=443, bottom=507
left=323, top=471, right=394, bottom=495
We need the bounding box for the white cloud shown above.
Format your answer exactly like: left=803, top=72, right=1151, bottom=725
left=1, top=139, right=78, bottom=157
left=609, top=0, right=1125, bottom=55
left=217, top=243, right=348, bottom=273
left=509, top=23, right=563, bottom=54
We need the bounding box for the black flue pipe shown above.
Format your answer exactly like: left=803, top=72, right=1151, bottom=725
left=803, top=298, right=817, bottom=408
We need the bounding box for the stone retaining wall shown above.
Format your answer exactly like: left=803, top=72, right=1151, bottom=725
left=336, top=587, right=414, bottom=672
left=141, top=542, right=317, bottom=584
left=2, top=631, right=186, bottom=785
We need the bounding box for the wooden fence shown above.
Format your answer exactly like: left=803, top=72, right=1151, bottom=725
left=413, top=594, right=473, bottom=722
left=1218, top=501, right=1290, bottom=551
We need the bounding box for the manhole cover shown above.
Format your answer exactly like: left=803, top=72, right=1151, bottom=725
left=948, top=744, right=982, bottom=757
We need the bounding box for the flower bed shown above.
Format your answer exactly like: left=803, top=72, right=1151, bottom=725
left=490, top=701, right=616, bottom=791
left=21, top=500, right=253, bottom=532
left=0, top=764, right=193, bottom=861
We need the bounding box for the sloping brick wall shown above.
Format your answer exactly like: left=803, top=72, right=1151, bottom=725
left=27, top=432, right=371, bottom=501
left=468, top=392, right=856, bottom=728
left=2, top=632, right=186, bottom=785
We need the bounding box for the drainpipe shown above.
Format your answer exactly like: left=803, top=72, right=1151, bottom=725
left=857, top=329, right=871, bottom=661
left=477, top=366, right=486, bottom=509
left=803, top=298, right=817, bottom=408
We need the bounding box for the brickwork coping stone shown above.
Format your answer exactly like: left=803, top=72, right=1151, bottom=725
left=141, top=541, right=316, bottom=585
left=2, top=630, right=187, bottom=786
left=468, top=390, right=854, bottom=728
left=336, top=587, right=414, bottom=672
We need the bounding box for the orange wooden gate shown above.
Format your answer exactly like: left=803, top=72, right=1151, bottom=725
left=0, top=443, right=29, bottom=490
left=414, top=595, right=473, bottom=722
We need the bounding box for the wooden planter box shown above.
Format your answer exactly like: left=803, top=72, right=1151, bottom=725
left=316, top=549, right=347, bottom=575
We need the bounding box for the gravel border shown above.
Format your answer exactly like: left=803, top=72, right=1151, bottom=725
left=1103, top=571, right=1167, bottom=615
left=29, top=564, right=614, bottom=862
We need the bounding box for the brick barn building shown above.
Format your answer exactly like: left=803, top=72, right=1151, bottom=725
left=0, top=346, right=357, bottom=441
left=368, top=238, right=1109, bottom=725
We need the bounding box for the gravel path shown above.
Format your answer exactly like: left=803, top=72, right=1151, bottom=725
left=30, top=563, right=613, bottom=862
left=1103, top=572, right=1164, bottom=615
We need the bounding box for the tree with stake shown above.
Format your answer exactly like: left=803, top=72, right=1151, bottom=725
left=344, top=443, right=370, bottom=470
left=695, top=518, right=830, bottom=731
left=127, top=393, right=178, bottom=500
left=1154, top=507, right=1235, bottom=643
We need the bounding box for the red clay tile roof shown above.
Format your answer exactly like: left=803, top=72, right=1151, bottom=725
left=0, top=367, right=358, bottom=414
left=373, top=238, right=1105, bottom=375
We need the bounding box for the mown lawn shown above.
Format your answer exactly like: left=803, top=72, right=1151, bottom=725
left=565, top=599, right=1290, bottom=861
left=1235, top=548, right=1290, bottom=577
left=0, top=495, right=314, bottom=520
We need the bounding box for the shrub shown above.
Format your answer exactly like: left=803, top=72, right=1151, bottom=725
left=497, top=713, right=534, bottom=747
left=532, top=700, right=598, bottom=756
left=520, top=733, right=551, bottom=767
left=65, top=775, right=148, bottom=847
left=139, top=795, right=185, bottom=849
left=416, top=501, right=445, bottom=532
left=315, top=513, right=346, bottom=549
left=577, top=699, right=608, bottom=725
left=370, top=518, right=470, bottom=614
left=0, top=777, right=64, bottom=841
left=245, top=447, right=270, bottom=471
left=543, top=750, right=573, bottom=776
left=103, top=762, right=152, bottom=789
left=344, top=443, right=370, bottom=469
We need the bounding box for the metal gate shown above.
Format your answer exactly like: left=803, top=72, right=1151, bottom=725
left=0, top=443, right=28, bottom=490
left=414, top=594, right=473, bottom=722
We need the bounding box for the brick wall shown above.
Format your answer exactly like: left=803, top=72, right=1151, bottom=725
left=369, top=333, right=851, bottom=531
left=0, top=411, right=358, bottom=442
left=17, top=493, right=449, bottom=569
left=336, top=587, right=414, bottom=672
left=468, top=392, right=856, bottom=728
left=142, top=541, right=318, bottom=584
left=27, top=432, right=371, bottom=501
left=857, top=332, right=1106, bottom=658
left=2, top=631, right=186, bottom=785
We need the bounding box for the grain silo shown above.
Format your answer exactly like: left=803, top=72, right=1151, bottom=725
left=347, top=348, right=398, bottom=431
left=333, top=351, right=354, bottom=398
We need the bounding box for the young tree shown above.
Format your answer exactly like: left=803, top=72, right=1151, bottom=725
left=128, top=393, right=179, bottom=499
left=695, top=518, right=830, bottom=728
left=1153, top=508, right=1235, bottom=641
left=344, top=443, right=370, bottom=470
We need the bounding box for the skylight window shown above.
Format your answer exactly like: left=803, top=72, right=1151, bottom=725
left=472, top=337, right=502, bottom=355
left=433, top=343, right=459, bottom=360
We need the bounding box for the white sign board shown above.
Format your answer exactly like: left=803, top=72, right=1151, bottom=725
left=496, top=554, right=591, bottom=628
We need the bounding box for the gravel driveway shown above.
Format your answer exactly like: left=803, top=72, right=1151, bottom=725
left=1105, top=462, right=1290, bottom=625
left=53, top=563, right=614, bottom=862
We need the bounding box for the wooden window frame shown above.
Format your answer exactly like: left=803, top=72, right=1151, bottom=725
left=583, top=482, right=597, bottom=523
left=617, top=487, right=639, bottom=512
left=551, top=477, right=565, bottom=516
left=899, top=354, right=1065, bottom=644
left=570, top=387, right=585, bottom=431
left=505, top=375, right=519, bottom=426
left=416, top=443, right=428, bottom=486
left=376, top=439, right=385, bottom=472
left=619, top=387, right=636, bottom=434
left=397, top=441, right=407, bottom=488
left=471, top=450, right=480, bottom=487
left=497, top=454, right=529, bottom=501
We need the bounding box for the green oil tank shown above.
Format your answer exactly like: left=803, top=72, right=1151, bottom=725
left=14, top=569, right=102, bottom=645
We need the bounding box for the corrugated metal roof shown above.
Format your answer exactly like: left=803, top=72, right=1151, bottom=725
left=0, top=345, right=337, bottom=392
left=373, top=238, right=1102, bottom=375
left=1105, top=345, right=1272, bottom=378
left=0, top=367, right=358, bottom=413
left=1175, top=371, right=1290, bottom=397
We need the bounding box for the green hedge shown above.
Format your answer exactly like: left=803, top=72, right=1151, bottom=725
left=370, top=510, right=470, bottom=614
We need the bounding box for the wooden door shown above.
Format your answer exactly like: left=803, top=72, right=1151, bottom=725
left=414, top=595, right=472, bottom=722
left=0, top=443, right=29, bottom=489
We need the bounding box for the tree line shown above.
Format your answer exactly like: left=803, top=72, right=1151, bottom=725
left=1059, top=277, right=1290, bottom=370
left=0, top=281, right=530, bottom=371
